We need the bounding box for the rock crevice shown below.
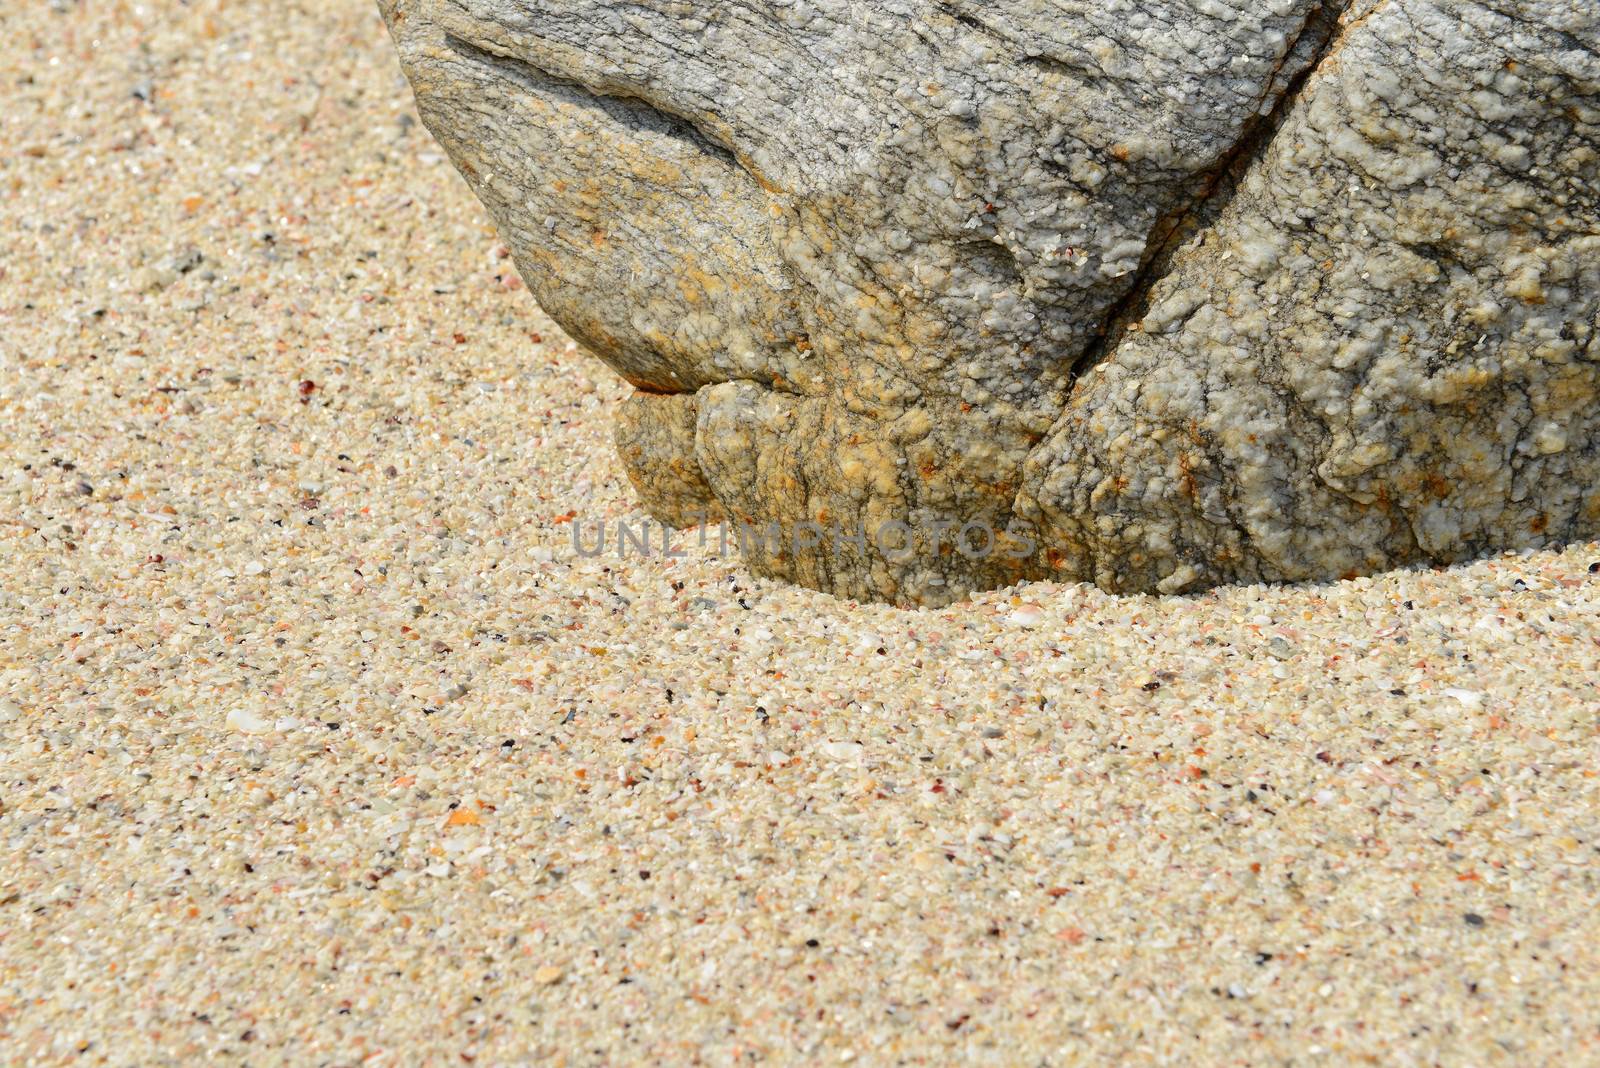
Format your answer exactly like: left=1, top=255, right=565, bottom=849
left=439, top=31, right=747, bottom=175
left=1066, top=0, right=1355, bottom=388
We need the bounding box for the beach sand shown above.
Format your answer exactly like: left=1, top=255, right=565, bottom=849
left=2, top=2, right=1598, bottom=1063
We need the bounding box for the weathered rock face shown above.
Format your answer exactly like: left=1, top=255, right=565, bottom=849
left=1018, top=0, right=1600, bottom=594
left=380, top=0, right=1600, bottom=605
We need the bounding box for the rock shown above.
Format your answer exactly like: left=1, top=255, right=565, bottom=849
left=614, top=390, right=724, bottom=530
left=380, top=0, right=1600, bottom=605
left=1017, top=0, right=1600, bottom=593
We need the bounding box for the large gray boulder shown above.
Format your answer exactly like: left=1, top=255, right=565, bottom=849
left=379, top=0, right=1600, bottom=604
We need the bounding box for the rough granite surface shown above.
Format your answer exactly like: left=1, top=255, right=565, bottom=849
left=379, top=0, right=1600, bottom=605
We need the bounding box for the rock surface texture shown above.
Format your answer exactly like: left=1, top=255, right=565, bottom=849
left=380, top=0, right=1600, bottom=605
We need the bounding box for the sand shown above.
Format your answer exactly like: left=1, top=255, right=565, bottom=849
left=2, top=2, right=1598, bottom=1064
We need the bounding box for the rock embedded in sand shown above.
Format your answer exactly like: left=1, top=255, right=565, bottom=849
left=380, top=0, right=1600, bottom=605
